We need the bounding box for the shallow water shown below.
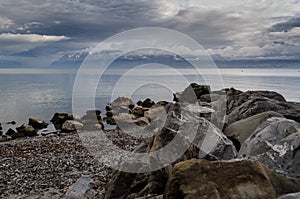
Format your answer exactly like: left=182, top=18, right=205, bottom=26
left=0, top=68, right=299, bottom=125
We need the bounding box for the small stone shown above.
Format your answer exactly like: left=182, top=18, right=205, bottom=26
left=64, top=176, right=96, bottom=199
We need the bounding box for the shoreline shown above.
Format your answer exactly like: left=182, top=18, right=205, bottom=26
left=1, top=84, right=300, bottom=198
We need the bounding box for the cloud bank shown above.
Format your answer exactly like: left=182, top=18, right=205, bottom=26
left=0, top=0, right=300, bottom=66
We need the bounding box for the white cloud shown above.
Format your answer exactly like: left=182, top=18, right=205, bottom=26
left=0, top=16, right=14, bottom=30
left=0, top=33, right=70, bottom=53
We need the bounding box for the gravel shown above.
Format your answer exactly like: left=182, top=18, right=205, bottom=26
left=0, top=129, right=142, bottom=198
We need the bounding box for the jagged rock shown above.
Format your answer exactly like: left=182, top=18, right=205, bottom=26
left=111, top=97, right=134, bottom=108
left=199, top=93, right=221, bottom=103
left=51, top=113, right=72, bottom=130
left=61, top=120, right=83, bottom=132
left=176, top=83, right=211, bottom=104
left=224, top=111, right=284, bottom=149
left=225, top=88, right=286, bottom=114
left=277, top=192, right=300, bottom=199
left=225, top=98, right=292, bottom=126
left=142, top=98, right=155, bottom=108
left=28, top=118, right=49, bottom=130
left=64, top=176, right=96, bottom=199
left=165, top=159, right=300, bottom=199
left=16, top=124, right=37, bottom=137
left=238, top=117, right=300, bottom=178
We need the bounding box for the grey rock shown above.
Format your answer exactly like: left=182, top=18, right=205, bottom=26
left=62, top=120, right=83, bottom=132
left=226, top=98, right=291, bottom=126
left=64, top=176, right=96, bottom=199
left=277, top=192, right=300, bottom=199
left=224, top=111, right=284, bottom=148
left=238, top=117, right=300, bottom=177
left=176, top=83, right=211, bottom=104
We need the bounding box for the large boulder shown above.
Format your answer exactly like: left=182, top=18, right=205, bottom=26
left=224, top=111, right=284, bottom=149
left=225, top=98, right=293, bottom=126
left=28, top=118, right=49, bottom=130
left=225, top=88, right=286, bottom=114
left=238, top=117, right=300, bottom=178
left=175, top=83, right=211, bottom=104
left=165, top=159, right=300, bottom=199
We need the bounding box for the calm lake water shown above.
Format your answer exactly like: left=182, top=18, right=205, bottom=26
left=0, top=68, right=299, bottom=125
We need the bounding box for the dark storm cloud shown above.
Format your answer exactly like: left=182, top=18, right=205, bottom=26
left=1, top=0, right=300, bottom=65
left=270, top=16, right=300, bottom=32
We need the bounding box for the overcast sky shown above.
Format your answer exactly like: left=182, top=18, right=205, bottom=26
left=1, top=0, right=300, bottom=67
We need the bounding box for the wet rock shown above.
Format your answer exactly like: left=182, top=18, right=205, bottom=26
left=277, top=192, right=300, bottom=199
left=51, top=113, right=72, bottom=130
left=142, top=98, right=155, bottom=108
left=165, top=159, right=300, bottom=199
left=16, top=124, right=37, bottom=137
left=28, top=118, right=49, bottom=130
left=224, top=111, right=284, bottom=148
left=238, top=117, right=300, bottom=178
left=64, top=176, right=96, bottom=199
left=61, top=120, right=84, bottom=132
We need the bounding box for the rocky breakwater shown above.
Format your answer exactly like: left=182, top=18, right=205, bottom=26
left=104, top=83, right=300, bottom=199
left=0, top=83, right=300, bottom=198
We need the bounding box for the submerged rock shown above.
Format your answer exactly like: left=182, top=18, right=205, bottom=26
left=239, top=117, right=300, bottom=178
left=165, top=159, right=300, bottom=199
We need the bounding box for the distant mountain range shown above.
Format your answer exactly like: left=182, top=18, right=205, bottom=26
left=49, top=51, right=300, bottom=69
left=1, top=52, right=300, bottom=69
